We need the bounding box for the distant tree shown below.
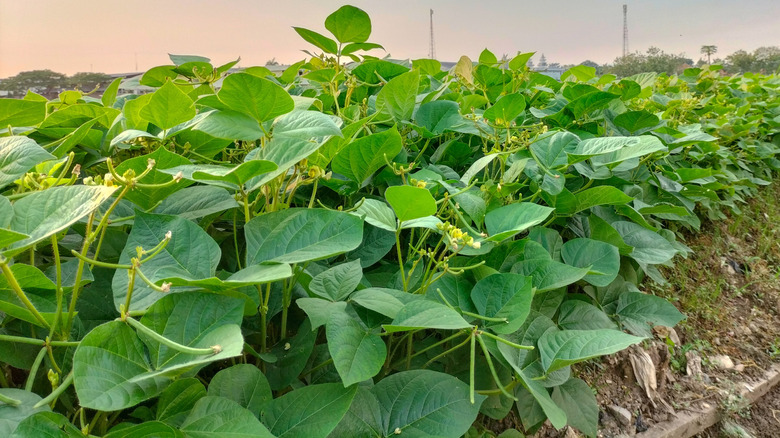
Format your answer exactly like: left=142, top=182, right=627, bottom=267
left=608, top=47, right=692, bottom=77
left=68, top=72, right=113, bottom=91
left=700, top=45, right=718, bottom=64
left=0, top=69, right=67, bottom=96
left=265, top=58, right=280, bottom=66
left=725, top=50, right=755, bottom=73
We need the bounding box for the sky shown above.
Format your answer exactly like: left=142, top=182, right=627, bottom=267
left=1, top=0, right=778, bottom=78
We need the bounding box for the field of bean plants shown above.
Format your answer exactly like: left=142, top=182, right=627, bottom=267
left=0, top=5, right=778, bottom=437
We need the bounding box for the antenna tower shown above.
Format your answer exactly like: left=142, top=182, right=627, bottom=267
left=428, top=9, right=436, bottom=60
left=622, top=4, right=629, bottom=57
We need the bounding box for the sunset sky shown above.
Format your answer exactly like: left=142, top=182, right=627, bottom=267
left=1, top=0, right=778, bottom=78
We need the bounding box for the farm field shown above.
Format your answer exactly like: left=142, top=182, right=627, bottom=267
left=0, top=5, right=778, bottom=438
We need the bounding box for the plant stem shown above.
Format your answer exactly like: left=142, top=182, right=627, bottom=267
left=25, top=347, right=47, bottom=392
left=49, top=236, right=64, bottom=337
left=479, top=330, right=534, bottom=350
left=476, top=334, right=516, bottom=399
left=0, top=392, right=21, bottom=406
left=124, top=317, right=218, bottom=355
left=422, top=335, right=472, bottom=369
left=33, top=371, right=74, bottom=409
left=0, top=334, right=79, bottom=347
left=469, top=331, right=476, bottom=404
left=395, top=227, right=408, bottom=291
left=0, top=261, right=50, bottom=329
left=64, top=211, right=95, bottom=338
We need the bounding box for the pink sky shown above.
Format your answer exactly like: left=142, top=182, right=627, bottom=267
left=1, top=0, right=778, bottom=78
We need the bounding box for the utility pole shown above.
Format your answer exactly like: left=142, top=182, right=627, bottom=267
left=428, top=9, right=436, bottom=60
left=622, top=4, right=629, bottom=57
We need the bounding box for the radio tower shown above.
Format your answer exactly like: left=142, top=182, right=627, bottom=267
left=622, top=4, right=629, bottom=57
left=428, top=9, right=436, bottom=60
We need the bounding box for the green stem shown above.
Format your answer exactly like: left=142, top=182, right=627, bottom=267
left=422, top=335, right=472, bottom=369
left=70, top=250, right=132, bottom=269
left=0, top=334, right=79, bottom=347
left=470, top=331, right=476, bottom=404
left=49, top=235, right=64, bottom=337
left=25, top=347, right=47, bottom=392
left=476, top=379, right=518, bottom=396
left=301, top=358, right=334, bottom=377
left=64, top=211, right=95, bottom=338
left=33, top=372, right=74, bottom=409
left=395, top=227, right=408, bottom=292
left=122, top=267, right=137, bottom=317
left=476, top=334, right=516, bottom=399
left=308, top=179, right=319, bottom=208
left=0, top=392, right=21, bottom=406
left=408, top=331, right=467, bottom=362
left=479, top=330, right=534, bottom=350
left=134, top=266, right=167, bottom=292
left=0, top=261, right=50, bottom=329
left=461, top=311, right=508, bottom=323
left=124, top=317, right=218, bottom=355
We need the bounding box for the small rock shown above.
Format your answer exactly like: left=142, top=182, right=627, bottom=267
left=686, top=351, right=702, bottom=376
left=734, top=364, right=745, bottom=372
left=608, top=405, right=633, bottom=427
left=710, top=354, right=735, bottom=370
left=564, top=426, right=579, bottom=438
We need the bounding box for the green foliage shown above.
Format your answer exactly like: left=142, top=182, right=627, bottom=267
left=0, top=5, right=778, bottom=438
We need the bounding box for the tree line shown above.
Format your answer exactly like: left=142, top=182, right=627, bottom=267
left=576, top=45, right=780, bottom=77
left=0, top=71, right=113, bottom=97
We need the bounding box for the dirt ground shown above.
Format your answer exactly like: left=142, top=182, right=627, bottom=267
left=538, top=182, right=780, bottom=437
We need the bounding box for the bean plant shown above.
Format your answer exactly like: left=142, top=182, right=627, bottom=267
left=0, top=5, right=778, bottom=437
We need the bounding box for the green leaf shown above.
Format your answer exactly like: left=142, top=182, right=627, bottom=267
left=112, top=211, right=221, bottom=311
left=341, top=42, right=384, bottom=56
left=181, top=396, right=275, bottom=438
left=265, top=320, right=317, bottom=390
left=561, top=238, right=620, bottom=287
left=538, top=329, right=644, bottom=373
left=0, top=229, right=28, bottom=250
left=155, top=186, right=240, bottom=220
left=274, top=111, right=342, bottom=139
left=332, top=127, right=403, bottom=186
left=140, top=65, right=178, bottom=87
left=0, top=389, right=50, bottom=436
left=139, top=80, right=196, bottom=131
left=484, top=93, right=526, bottom=124
left=613, top=110, right=660, bottom=133
left=105, top=421, right=180, bottom=437
left=218, top=73, right=295, bottom=123
left=612, top=221, right=677, bottom=265
left=372, top=370, right=485, bottom=438
left=383, top=300, right=471, bottom=333
left=169, top=54, right=211, bottom=65
left=174, top=160, right=278, bottom=189
left=0, top=137, right=54, bottom=189
left=574, top=186, right=633, bottom=212
left=156, top=378, right=206, bottom=427
left=385, top=185, right=437, bottom=222
left=6, top=185, right=116, bottom=255
left=485, top=203, right=554, bottom=242
left=571, top=136, right=638, bottom=157
left=376, top=70, right=420, bottom=124
left=10, top=412, right=82, bottom=438
left=590, top=136, right=666, bottom=166
left=353, top=199, right=397, bottom=232
left=551, top=378, right=598, bottom=438
left=245, top=137, right=325, bottom=192
left=0, top=264, right=68, bottom=327
left=262, top=383, right=357, bottom=438
left=161, top=263, right=292, bottom=293
left=297, top=298, right=347, bottom=329
left=529, top=131, right=579, bottom=169
left=208, top=365, right=272, bottom=418
left=349, top=288, right=419, bottom=319
left=616, top=292, right=685, bottom=337
left=588, top=215, right=633, bottom=255
left=193, top=109, right=265, bottom=141
left=245, top=208, right=363, bottom=264
left=0, top=99, right=46, bottom=127
left=325, top=5, right=372, bottom=43
left=101, top=77, right=123, bottom=107
left=470, top=273, right=534, bottom=334
left=115, top=146, right=192, bottom=210
left=557, top=300, right=617, bottom=330
left=511, top=259, right=590, bottom=293
left=309, top=260, right=362, bottom=301
left=325, top=387, right=382, bottom=438
left=326, top=310, right=386, bottom=386
left=293, top=27, right=338, bottom=54
left=508, top=52, right=535, bottom=71
left=73, top=293, right=245, bottom=411
left=562, top=65, right=596, bottom=82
